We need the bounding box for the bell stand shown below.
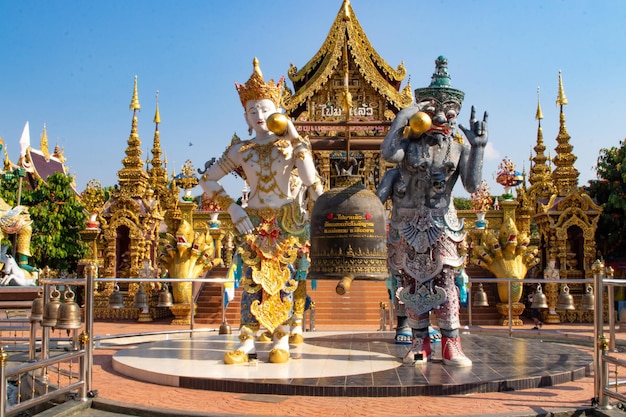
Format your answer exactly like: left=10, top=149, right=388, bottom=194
left=35, top=274, right=241, bottom=398
left=466, top=277, right=594, bottom=335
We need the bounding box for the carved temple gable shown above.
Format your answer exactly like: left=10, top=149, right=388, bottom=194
left=282, top=0, right=412, bottom=191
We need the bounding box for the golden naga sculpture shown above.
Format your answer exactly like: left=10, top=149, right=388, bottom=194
left=157, top=220, right=220, bottom=304
left=471, top=216, right=540, bottom=303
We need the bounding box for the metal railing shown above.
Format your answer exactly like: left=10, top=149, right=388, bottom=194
left=3, top=263, right=626, bottom=414
left=466, top=266, right=626, bottom=411
left=466, top=277, right=594, bottom=337
left=1, top=338, right=88, bottom=417
left=594, top=276, right=626, bottom=410
left=1, top=268, right=232, bottom=417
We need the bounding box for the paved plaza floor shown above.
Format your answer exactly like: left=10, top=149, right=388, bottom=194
left=111, top=331, right=592, bottom=397
left=64, top=319, right=625, bottom=417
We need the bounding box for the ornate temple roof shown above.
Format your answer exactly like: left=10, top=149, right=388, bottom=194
left=8, top=123, right=77, bottom=193
left=283, top=0, right=413, bottom=117
left=25, top=148, right=67, bottom=187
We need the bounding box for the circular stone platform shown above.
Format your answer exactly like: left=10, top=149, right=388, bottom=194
left=111, top=331, right=592, bottom=397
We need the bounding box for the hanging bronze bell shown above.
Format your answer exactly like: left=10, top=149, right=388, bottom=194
left=55, top=288, right=83, bottom=329
left=556, top=283, right=576, bottom=310
left=42, top=287, right=62, bottom=328
left=108, top=283, right=124, bottom=309
left=156, top=283, right=173, bottom=308
left=473, top=283, right=489, bottom=307
left=579, top=284, right=595, bottom=311
left=531, top=283, right=549, bottom=309
left=309, top=174, right=388, bottom=294
left=30, top=290, right=44, bottom=323
left=133, top=283, right=149, bottom=309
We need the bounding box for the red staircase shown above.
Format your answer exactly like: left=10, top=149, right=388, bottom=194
left=193, top=265, right=505, bottom=328
left=194, top=268, right=242, bottom=325
left=194, top=273, right=391, bottom=329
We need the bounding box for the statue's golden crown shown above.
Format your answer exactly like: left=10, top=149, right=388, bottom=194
left=236, top=57, right=284, bottom=108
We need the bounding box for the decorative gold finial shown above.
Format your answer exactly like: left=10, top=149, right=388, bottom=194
left=235, top=58, right=284, bottom=108
left=40, top=123, right=50, bottom=159
left=556, top=70, right=568, bottom=107
left=535, top=87, right=543, bottom=120
left=130, top=75, right=141, bottom=111
left=53, top=141, right=66, bottom=163
left=343, top=0, right=351, bottom=21
left=154, top=90, right=161, bottom=124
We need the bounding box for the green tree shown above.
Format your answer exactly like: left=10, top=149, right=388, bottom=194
left=586, top=140, right=626, bottom=259
left=453, top=197, right=472, bottom=210
left=22, top=172, right=88, bottom=272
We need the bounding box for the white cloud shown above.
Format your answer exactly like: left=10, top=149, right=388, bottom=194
left=483, top=142, right=500, bottom=161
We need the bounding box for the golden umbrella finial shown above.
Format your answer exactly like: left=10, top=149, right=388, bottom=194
left=252, top=57, right=262, bottom=77
left=130, top=75, right=141, bottom=111
left=343, top=0, right=351, bottom=21
left=535, top=86, right=543, bottom=120
left=556, top=70, right=568, bottom=107
left=154, top=90, right=161, bottom=124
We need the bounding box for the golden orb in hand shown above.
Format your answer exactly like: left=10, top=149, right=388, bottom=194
left=266, top=113, right=289, bottom=135
left=409, top=111, right=432, bottom=135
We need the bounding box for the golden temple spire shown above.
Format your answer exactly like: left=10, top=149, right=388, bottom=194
left=148, top=90, right=171, bottom=209
left=528, top=87, right=554, bottom=204
left=40, top=123, right=50, bottom=159
left=118, top=76, right=149, bottom=197
left=406, top=74, right=413, bottom=102
left=551, top=71, right=579, bottom=197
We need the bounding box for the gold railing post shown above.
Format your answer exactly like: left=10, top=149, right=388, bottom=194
left=85, top=262, right=96, bottom=394
left=592, top=259, right=608, bottom=409
left=28, top=317, right=37, bottom=361
left=1, top=347, right=8, bottom=417
left=79, top=330, right=89, bottom=401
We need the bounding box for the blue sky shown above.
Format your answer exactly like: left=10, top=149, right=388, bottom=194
left=2, top=0, right=626, bottom=200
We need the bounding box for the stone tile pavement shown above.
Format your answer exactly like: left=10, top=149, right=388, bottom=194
left=71, top=319, right=626, bottom=417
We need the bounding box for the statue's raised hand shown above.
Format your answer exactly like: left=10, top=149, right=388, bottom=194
left=459, top=106, right=488, bottom=148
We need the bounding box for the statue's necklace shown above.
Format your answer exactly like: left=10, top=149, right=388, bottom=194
left=242, top=140, right=291, bottom=202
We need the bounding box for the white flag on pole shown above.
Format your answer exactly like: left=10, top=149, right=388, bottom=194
left=19, top=121, right=30, bottom=157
